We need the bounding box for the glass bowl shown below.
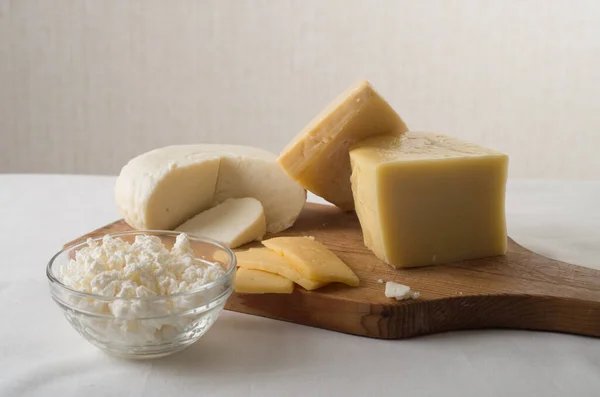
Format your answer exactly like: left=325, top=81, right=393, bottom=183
left=47, top=230, right=236, bottom=359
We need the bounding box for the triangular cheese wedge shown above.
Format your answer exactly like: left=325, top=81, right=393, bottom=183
left=234, top=268, right=294, bottom=294
left=236, top=248, right=328, bottom=290
left=262, top=236, right=359, bottom=287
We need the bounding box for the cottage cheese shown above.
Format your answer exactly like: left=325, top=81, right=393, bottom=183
left=59, top=234, right=226, bottom=345
left=60, top=233, right=224, bottom=297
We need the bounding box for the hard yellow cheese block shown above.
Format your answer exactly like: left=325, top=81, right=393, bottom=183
left=236, top=248, right=328, bottom=290
left=350, top=132, right=508, bottom=268
left=234, top=267, right=294, bottom=294
left=277, top=80, right=408, bottom=210
left=262, top=237, right=359, bottom=286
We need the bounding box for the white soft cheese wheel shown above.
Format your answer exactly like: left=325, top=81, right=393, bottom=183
left=176, top=197, right=266, bottom=249
left=115, top=145, right=306, bottom=233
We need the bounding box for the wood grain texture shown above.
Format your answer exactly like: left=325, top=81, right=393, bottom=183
left=67, top=203, right=600, bottom=339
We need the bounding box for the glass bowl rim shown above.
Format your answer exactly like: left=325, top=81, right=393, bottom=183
left=46, top=230, right=237, bottom=302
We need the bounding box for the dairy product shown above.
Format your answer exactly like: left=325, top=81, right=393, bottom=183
left=115, top=145, right=306, bottom=233
left=59, top=234, right=226, bottom=344
left=236, top=248, right=328, bottom=290
left=60, top=234, right=223, bottom=296
left=277, top=80, right=408, bottom=210
left=350, top=132, right=508, bottom=268
left=262, top=236, right=359, bottom=286
left=176, top=197, right=266, bottom=248
left=234, top=267, right=294, bottom=294
left=384, top=281, right=420, bottom=300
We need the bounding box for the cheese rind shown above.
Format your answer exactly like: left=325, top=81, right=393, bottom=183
left=236, top=248, right=328, bottom=290
left=261, top=236, right=359, bottom=287
left=350, top=132, right=508, bottom=268
left=115, top=145, right=306, bottom=233
left=234, top=268, right=294, bottom=294
left=115, top=147, right=220, bottom=232
left=277, top=80, right=408, bottom=210
left=175, top=197, right=266, bottom=249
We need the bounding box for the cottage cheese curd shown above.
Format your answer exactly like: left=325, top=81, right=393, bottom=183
left=61, top=233, right=224, bottom=298
left=59, top=234, right=227, bottom=345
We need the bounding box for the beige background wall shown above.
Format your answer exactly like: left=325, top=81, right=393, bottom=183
left=1, top=0, right=599, bottom=178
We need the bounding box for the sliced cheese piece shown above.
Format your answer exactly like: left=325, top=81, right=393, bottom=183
left=350, top=132, right=508, bottom=268
left=176, top=197, right=266, bottom=248
left=236, top=248, right=328, bottom=290
left=384, top=281, right=420, bottom=301
left=262, top=236, right=359, bottom=287
left=115, top=145, right=306, bottom=233
left=234, top=267, right=294, bottom=294
left=277, top=80, right=408, bottom=210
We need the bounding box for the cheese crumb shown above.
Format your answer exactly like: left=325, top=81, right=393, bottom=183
left=384, top=281, right=420, bottom=301
left=377, top=279, right=384, bottom=284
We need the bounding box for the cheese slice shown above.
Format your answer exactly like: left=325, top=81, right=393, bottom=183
left=236, top=248, right=328, bottom=290
left=176, top=197, right=266, bottom=249
left=115, top=145, right=306, bottom=233
left=261, top=236, right=359, bottom=287
left=234, top=267, right=294, bottom=294
left=350, top=132, right=508, bottom=268
left=277, top=80, right=408, bottom=210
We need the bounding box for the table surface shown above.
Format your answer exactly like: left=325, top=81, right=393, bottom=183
left=1, top=174, right=599, bottom=397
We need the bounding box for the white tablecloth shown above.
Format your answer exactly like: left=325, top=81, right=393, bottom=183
left=1, top=174, right=599, bottom=397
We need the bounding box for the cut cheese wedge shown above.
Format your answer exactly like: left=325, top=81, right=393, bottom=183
left=176, top=197, right=266, bottom=249
left=277, top=80, right=408, bottom=210
left=236, top=248, right=328, bottom=290
left=262, top=236, right=359, bottom=287
left=234, top=267, right=294, bottom=294
left=115, top=145, right=306, bottom=233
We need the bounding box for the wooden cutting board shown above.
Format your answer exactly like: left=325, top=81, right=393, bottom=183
left=67, top=203, right=600, bottom=339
